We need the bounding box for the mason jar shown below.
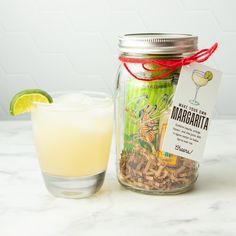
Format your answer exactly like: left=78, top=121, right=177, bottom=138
left=115, top=33, right=199, bottom=195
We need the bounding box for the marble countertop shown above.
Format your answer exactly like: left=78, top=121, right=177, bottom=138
left=0, top=120, right=236, bottom=236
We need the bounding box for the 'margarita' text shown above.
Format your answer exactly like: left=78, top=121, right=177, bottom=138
left=171, top=106, right=209, bottom=130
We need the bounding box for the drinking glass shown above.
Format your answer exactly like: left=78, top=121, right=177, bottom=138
left=31, top=91, right=113, bottom=199
left=189, top=70, right=208, bottom=105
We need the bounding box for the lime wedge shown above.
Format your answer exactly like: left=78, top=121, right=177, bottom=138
left=9, top=89, right=53, bottom=116
left=204, top=71, right=213, bottom=81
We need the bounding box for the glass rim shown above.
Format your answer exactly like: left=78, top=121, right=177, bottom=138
left=32, top=90, right=113, bottom=112
left=193, top=69, right=204, bottom=76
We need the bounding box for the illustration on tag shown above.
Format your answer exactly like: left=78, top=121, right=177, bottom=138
left=189, top=70, right=213, bottom=106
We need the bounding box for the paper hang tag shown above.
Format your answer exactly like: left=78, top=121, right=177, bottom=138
left=162, top=63, right=222, bottom=162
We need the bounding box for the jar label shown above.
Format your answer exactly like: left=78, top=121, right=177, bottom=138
left=123, top=73, right=175, bottom=155
left=158, top=123, right=178, bottom=167
left=162, top=63, right=222, bottom=161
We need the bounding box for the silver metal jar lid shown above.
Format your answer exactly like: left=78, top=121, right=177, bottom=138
left=119, top=33, right=198, bottom=55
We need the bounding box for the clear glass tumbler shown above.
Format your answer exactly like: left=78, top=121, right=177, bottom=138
left=31, top=91, right=114, bottom=198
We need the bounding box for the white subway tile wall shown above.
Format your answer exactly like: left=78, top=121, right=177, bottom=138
left=0, top=0, right=235, bottom=119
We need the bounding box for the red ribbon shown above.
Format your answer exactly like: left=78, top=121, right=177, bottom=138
left=119, top=42, right=218, bottom=81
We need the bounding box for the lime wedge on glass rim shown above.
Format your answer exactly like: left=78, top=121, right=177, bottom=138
left=204, top=71, right=213, bottom=81
left=9, top=89, right=53, bottom=116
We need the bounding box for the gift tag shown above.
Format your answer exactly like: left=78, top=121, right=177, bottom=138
left=162, top=63, right=222, bottom=161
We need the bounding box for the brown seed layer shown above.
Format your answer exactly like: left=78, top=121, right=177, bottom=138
left=119, top=146, right=198, bottom=192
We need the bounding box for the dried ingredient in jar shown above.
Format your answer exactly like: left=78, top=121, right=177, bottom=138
left=119, top=145, right=198, bottom=191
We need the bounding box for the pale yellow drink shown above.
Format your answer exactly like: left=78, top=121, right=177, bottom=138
left=31, top=92, right=113, bottom=177
left=192, top=71, right=208, bottom=87
left=189, top=70, right=210, bottom=105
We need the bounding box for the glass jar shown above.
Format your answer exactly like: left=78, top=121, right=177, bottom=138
left=115, top=33, right=199, bottom=195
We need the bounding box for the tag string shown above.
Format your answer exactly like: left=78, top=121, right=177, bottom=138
left=119, top=42, right=218, bottom=81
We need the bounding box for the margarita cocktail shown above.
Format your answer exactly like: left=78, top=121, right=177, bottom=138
left=189, top=70, right=213, bottom=105
left=31, top=91, right=113, bottom=198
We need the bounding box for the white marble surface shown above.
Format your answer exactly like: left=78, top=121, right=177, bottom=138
left=0, top=120, right=236, bottom=236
